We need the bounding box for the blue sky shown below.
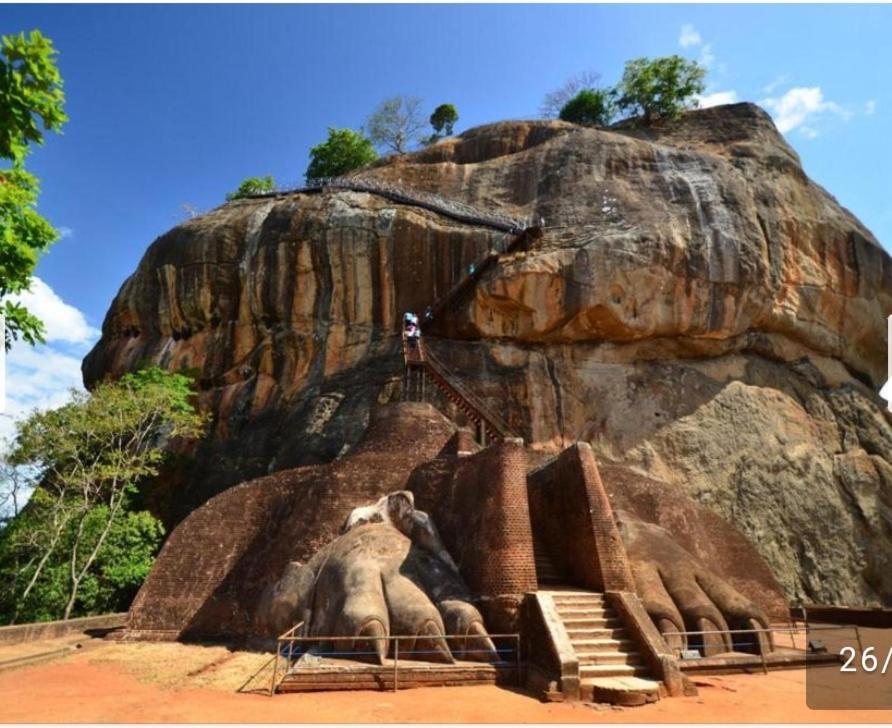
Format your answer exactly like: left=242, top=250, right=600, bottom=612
left=2, top=3, right=890, bottom=431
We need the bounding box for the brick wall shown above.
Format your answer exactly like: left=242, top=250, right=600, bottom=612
left=527, top=443, right=635, bottom=592
left=409, top=438, right=537, bottom=598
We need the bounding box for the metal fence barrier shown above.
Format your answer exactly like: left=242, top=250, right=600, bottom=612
left=269, top=622, right=521, bottom=696
left=660, top=622, right=860, bottom=674
left=243, top=175, right=534, bottom=234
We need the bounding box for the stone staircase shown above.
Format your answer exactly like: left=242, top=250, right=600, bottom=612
left=532, top=536, right=562, bottom=587
left=549, top=590, right=663, bottom=705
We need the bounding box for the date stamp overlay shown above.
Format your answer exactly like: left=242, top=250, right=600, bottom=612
left=806, top=620, right=892, bottom=709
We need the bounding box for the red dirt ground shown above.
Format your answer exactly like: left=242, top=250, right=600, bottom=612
left=2, top=639, right=892, bottom=724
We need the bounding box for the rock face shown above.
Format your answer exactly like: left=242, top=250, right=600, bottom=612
left=84, top=103, right=892, bottom=606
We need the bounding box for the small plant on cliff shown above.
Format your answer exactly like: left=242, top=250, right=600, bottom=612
left=305, top=127, right=378, bottom=184
left=366, top=95, right=427, bottom=154
left=0, top=30, right=68, bottom=350
left=559, top=88, right=617, bottom=127
left=424, top=103, right=459, bottom=145
left=616, top=55, right=706, bottom=124
left=226, top=175, right=276, bottom=201
left=0, top=367, right=205, bottom=623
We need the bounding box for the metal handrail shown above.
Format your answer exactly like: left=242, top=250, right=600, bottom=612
left=269, top=627, right=521, bottom=695
left=662, top=622, right=861, bottom=675
left=243, top=175, right=532, bottom=234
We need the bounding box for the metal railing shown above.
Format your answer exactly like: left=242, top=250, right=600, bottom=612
left=269, top=623, right=521, bottom=696
left=661, top=623, right=860, bottom=674
left=242, top=175, right=533, bottom=234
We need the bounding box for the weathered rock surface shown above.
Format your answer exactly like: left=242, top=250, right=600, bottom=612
left=84, top=103, right=892, bottom=606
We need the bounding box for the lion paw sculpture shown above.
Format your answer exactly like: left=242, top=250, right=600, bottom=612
left=616, top=512, right=774, bottom=656
left=257, top=491, right=498, bottom=664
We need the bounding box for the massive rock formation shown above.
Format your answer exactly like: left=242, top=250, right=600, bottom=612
left=83, top=103, right=892, bottom=607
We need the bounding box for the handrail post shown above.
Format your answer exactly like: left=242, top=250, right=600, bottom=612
left=855, top=625, right=864, bottom=653
left=515, top=635, right=522, bottom=687
left=393, top=637, right=399, bottom=692
left=269, top=641, right=279, bottom=697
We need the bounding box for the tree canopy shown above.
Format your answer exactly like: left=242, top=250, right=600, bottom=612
left=616, top=56, right=706, bottom=123
left=0, top=30, right=68, bottom=350
left=226, top=175, right=276, bottom=200
left=559, top=88, right=616, bottom=127
left=429, top=103, right=459, bottom=139
left=305, top=127, right=378, bottom=183
left=366, top=96, right=426, bottom=155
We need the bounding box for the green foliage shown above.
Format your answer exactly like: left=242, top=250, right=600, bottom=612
left=305, top=127, right=378, bottom=184
left=0, top=366, right=205, bottom=623
left=429, top=103, right=459, bottom=139
left=0, top=506, right=164, bottom=622
left=616, top=55, right=706, bottom=124
left=366, top=96, right=426, bottom=154
left=226, top=175, right=275, bottom=201
left=0, top=31, right=67, bottom=165
left=0, top=30, right=67, bottom=350
left=558, top=88, right=616, bottom=127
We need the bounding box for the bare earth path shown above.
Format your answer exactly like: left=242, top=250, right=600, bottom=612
left=1, top=638, right=891, bottom=723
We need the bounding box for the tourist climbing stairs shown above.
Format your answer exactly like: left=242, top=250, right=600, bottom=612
left=402, top=336, right=516, bottom=444
left=546, top=589, right=663, bottom=704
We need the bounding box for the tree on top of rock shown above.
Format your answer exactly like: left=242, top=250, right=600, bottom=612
left=616, top=55, right=706, bottom=124
left=540, top=70, right=604, bottom=118
left=559, top=88, right=617, bottom=127
left=226, top=175, right=276, bottom=201
left=305, top=127, right=378, bottom=184
left=366, top=95, right=427, bottom=154
left=429, top=104, right=459, bottom=140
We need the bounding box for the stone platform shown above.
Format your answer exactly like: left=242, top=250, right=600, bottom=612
left=276, top=656, right=520, bottom=693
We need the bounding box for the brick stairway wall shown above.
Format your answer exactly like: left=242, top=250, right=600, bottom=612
left=409, top=439, right=537, bottom=599
left=527, top=443, right=635, bottom=592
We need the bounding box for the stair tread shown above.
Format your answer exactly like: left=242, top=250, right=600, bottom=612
left=582, top=676, right=662, bottom=691
left=579, top=664, right=647, bottom=676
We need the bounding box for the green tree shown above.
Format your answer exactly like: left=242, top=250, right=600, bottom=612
left=305, top=127, right=378, bottom=184
left=559, top=88, right=616, bottom=127
left=616, top=55, right=706, bottom=124
left=366, top=96, right=426, bottom=154
left=428, top=103, right=459, bottom=141
left=0, top=367, right=205, bottom=622
left=226, top=175, right=276, bottom=201
left=0, top=30, right=68, bottom=350
left=540, top=70, right=603, bottom=119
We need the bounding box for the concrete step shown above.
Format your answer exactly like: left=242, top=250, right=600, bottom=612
left=566, top=627, right=628, bottom=641
left=581, top=676, right=663, bottom=706
left=569, top=638, right=637, bottom=653
left=555, top=613, right=619, bottom=628
left=551, top=594, right=606, bottom=604
left=579, top=663, right=649, bottom=679
left=576, top=650, right=644, bottom=667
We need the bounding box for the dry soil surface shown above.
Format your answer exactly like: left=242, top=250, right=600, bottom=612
left=1, top=636, right=892, bottom=723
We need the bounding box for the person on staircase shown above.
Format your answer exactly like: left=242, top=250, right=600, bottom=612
left=403, top=312, right=421, bottom=352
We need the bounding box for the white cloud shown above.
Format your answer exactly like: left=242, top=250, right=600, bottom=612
left=800, top=126, right=820, bottom=139
left=762, top=75, right=790, bottom=95
left=1, top=280, right=99, bottom=447
left=698, top=44, right=715, bottom=69
left=697, top=90, right=738, bottom=108
left=679, top=24, right=702, bottom=48
left=58, top=226, right=74, bottom=240
left=9, top=277, right=99, bottom=345
left=760, top=86, right=852, bottom=135
left=865, top=99, right=877, bottom=115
